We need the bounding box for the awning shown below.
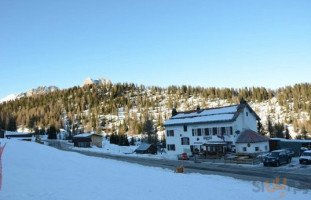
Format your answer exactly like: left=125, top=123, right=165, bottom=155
left=203, top=142, right=227, bottom=145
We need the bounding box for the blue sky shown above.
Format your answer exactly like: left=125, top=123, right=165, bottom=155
left=0, top=0, right=310, bottom=98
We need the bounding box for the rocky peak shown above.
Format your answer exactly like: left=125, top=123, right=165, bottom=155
left=82, top=77, right=112, bottom=86
left=26, top=86, right=59, bottom=96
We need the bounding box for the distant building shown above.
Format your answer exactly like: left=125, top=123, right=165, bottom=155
left=5, top=131, right=33, bottom=141
left=163, top=99, right=269, bottom=157
left=72, top=133, right=103, bottom=148
left=270, top=138, right=311, bottom=156
left=235, top=130, right=269, bottom=154
left=134, top=143, right=157, bottom=154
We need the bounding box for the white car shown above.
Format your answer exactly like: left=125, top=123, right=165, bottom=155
left=299, top=150, right=311, bottom=164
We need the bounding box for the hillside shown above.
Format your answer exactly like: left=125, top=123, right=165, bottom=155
left=0, top=79, right=311, bottom=139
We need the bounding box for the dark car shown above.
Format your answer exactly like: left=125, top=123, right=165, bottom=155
left=263, top=150, right=291, bottom=167
left=299, top=150, right=311, bottom=164
left=282, top=148, right=295, bottom=159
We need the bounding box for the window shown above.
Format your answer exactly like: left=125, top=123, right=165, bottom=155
left=221, top=127, right=226, bottom=134
left=167, top=144, right=176, bottom=151
left=224, top=127, right=233, bottom=135
left=183, top=125, right=187, bottom=132
left=166, top=130, right=174, bottom=137
left=197, top=128, right=202, bottom=136
left=243, top=147, right=247, bottom=151
left=192, top=128, right=202, bottom=136
left=255, top=147, right=259, bottom=151
left=246, top=112, right=248, bottom=117
left=213, top=127, right=218, bottom=135
left=181, top=137, right=190, bottom=145
left=265, top=146, right=268, bottom=150
left=204, top=128, right=210, bottom=136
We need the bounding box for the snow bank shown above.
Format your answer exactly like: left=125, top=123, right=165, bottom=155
left=0, top=139, right=310, bottom=200
left=74, top=140, right=169, bottom=160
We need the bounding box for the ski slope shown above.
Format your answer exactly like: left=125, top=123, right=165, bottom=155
left=0, top=139, right=309, bottom=200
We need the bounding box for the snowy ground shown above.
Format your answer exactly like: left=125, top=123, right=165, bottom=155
left=0, top=139, right=310, bottom=200
left=71, top=140, right=177, bottom=160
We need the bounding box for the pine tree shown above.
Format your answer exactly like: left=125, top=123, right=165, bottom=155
left=130, top=137, right=135, bottom=145
left=7, top=116, right=17, bottom=131
left=160, top=133, right=166, bottom=148
left=301, top=125, right=308, bottom=139
left=143, top=119, right=157, bottom=144
left=285, top=127, right=291, bottom=139
left=47, top=124, right=57, bottom=139
left=257, top=120, right=265, bottom=136
left=267, top=115, right=274, bottom=137
left=273, top=123, right=284, bottom=138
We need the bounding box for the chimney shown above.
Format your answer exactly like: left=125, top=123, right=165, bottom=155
left=172, top=108, right=178, bottom=117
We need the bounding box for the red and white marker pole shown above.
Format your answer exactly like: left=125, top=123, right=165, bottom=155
left=0, top=143, right=6, bottom=191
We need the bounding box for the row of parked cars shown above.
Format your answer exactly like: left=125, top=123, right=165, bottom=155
left=263, top=148, right=311, bottom=167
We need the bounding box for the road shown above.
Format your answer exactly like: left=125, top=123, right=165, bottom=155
left=45, top=140, right=311, bottom=190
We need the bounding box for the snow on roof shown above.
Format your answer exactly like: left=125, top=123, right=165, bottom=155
left=165, top=114, right=235, bottom=126
left=171, top=105, right=238, bottom=119
left=5, top=131, right=30, bottom=135
left=135, top=143, right=152, bottom=151
left=236, top=130, right=269, bottom=143
left=164, top=105, right=239, bottom=126
left=270, top=138, right=311, bottom=143
left=73, top=133, right=103, bottom=138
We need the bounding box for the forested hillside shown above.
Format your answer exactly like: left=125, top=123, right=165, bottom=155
left=1, top=81, right=311, bottom=139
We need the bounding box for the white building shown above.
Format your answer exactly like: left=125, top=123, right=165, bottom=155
left=163, top=99, right=269, bottom=157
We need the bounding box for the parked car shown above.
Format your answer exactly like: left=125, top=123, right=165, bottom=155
left=263, top=150, right=291, bottom=167
left=282, top=148, right=295, bottom=159
left=300, top=147, right=309, bottom=156
left=299, top=150, right=311, bottom=164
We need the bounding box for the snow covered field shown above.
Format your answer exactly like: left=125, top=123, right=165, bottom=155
left=0, top=139, right=310, bottom=200
left=72, top=140, right=177, bottom=160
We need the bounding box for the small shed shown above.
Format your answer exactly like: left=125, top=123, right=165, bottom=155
left=135, top=144, right=157, bottom=154
left=73, top=133, right=103, bottom=148
left=269, top=138, right=311, bottom=156
left=235, top=130, right=270, bottom=154
left=5, top=131, right=33, bottom=140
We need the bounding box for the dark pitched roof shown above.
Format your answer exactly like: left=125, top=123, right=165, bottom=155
left=236, top=130, right=269, bottom=143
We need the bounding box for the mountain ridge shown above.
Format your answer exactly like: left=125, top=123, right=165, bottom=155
left=0, top=86, right=59, bottom=103
left=0, top=80, right=310, bottom=140
left=1, top=77, right=112, bottom=103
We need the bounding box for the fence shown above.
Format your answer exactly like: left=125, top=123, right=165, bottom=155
left=225, top=157, right=261, bottom=165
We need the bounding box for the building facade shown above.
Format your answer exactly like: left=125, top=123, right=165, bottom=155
left=73, top=133, right=103, bottom=148
left=164, top=99, right=269, bottom=157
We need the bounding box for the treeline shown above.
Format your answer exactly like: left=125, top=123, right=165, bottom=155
left=167, top=85, right=274, bottom=103
left=0, top=82, right=311, bottom=138
left=0, top=83, right=164, bottom=135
